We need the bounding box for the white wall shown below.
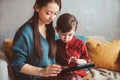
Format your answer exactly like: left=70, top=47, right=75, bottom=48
left=0, top=0, right=34, bottom=46
left=0, top=0, right=120, bottom=46
left=56, top=0, right=120, bottom=40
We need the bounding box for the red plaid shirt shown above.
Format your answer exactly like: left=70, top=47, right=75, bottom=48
left=56, top=36, right=90, bottom=77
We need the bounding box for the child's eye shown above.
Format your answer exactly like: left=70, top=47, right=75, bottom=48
left=69, top=34, right=73, bottom=36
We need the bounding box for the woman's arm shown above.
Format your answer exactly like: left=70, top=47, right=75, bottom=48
left=20, top=63, right=62, bottom=77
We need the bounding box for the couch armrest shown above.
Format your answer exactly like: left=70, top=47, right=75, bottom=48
left=0, top=48, right=15, bottom=80
left=0, top=59, right=10, bottom=80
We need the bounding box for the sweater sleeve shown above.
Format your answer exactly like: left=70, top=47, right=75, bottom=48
left=11, top=24, right=33, bottom=72
left=11, top=30, right=28, bottom=72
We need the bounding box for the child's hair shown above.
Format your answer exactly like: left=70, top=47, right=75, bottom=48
left=56, top=13, right=78, bottom=33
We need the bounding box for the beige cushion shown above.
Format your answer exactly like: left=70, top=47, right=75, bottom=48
left=3, top=39, right=13, bottom=61
left=86, top=38, right=120, bottom=71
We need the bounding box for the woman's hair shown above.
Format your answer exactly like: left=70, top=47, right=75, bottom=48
left=34, top=0, right=61, bottom=10
left=57, top=13, right=78, bottom=33
left=33, top=0, right=62, bottom=59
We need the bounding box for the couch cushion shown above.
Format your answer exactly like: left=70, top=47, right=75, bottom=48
left=3, top=39, right=13, bottom=61
left=87, top=38, right=120, bottom=71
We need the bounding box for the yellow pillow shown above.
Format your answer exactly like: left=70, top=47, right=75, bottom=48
left=3, top=39, right=13, bottom=61
left=87, top=38, right=120, bottom=71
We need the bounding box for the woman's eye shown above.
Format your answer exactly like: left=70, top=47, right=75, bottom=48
left=46, top=12, right=51, bottom=15
left=54, top=12, right=58, bottom=15
left=46, top=10, right=53, bottom=15
left=46, top=11, right=58, bottom=16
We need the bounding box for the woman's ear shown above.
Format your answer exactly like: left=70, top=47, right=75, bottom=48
left=34, top=4, right=39, bottom=12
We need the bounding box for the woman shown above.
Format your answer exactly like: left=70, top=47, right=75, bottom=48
left=11, top=0, right=62, bottom=80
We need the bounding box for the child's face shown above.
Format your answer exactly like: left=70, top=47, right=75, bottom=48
left=58, top=28, right=75, bottom=43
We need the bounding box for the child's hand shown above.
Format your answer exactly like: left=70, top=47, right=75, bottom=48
left=76, top=59, right=87, bottom=64
left=68, top=56, right=77, bottom=64
left=68, top=56, right=87, bottom=64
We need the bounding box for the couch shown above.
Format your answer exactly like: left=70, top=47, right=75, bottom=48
left=0, top=36, right=120, bottom=80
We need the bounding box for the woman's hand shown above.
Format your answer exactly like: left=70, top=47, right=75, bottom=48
left=39, top=64, right=62, bottom=77
left=68, top=56, right=87, bottom=64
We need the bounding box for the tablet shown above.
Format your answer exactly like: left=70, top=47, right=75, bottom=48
left=60, top=62, right=95, bottom=75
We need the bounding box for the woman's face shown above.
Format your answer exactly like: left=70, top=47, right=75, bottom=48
left=35, top=2, right=60, bottom=24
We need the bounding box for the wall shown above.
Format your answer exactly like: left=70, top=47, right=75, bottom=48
left=0, top=0, right=120, bottom=46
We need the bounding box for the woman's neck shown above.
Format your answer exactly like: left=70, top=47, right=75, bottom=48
left=38, top=23, right=46, bottom=39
